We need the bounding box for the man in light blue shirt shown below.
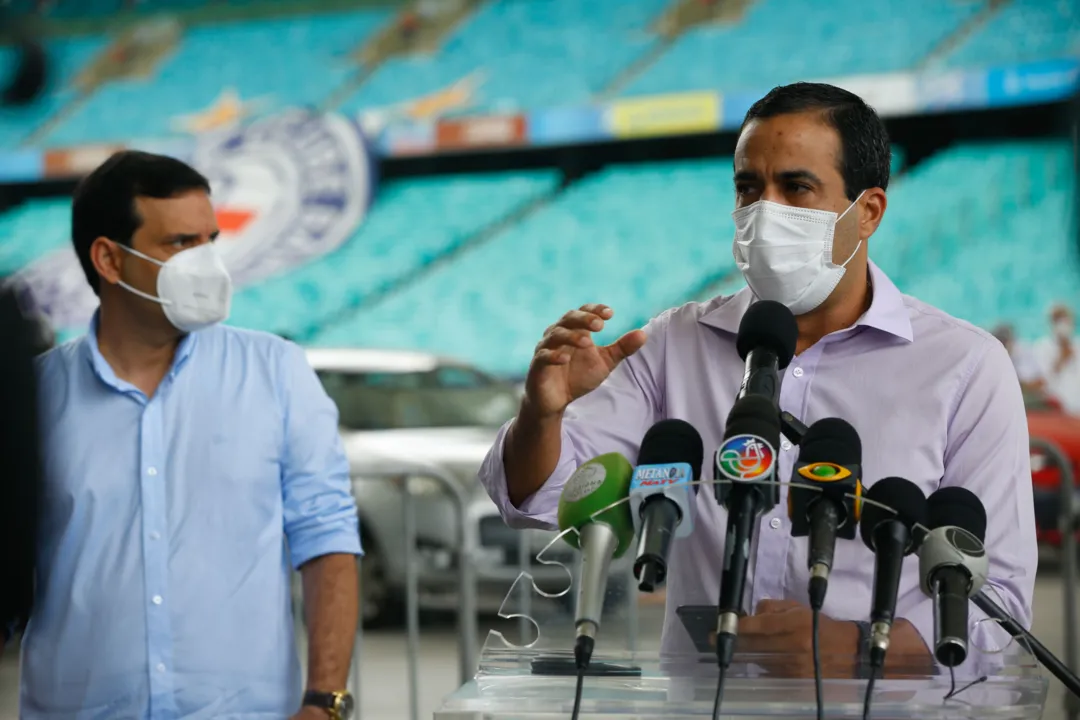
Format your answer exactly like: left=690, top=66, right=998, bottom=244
left=23, top=151, right=363, bottom=719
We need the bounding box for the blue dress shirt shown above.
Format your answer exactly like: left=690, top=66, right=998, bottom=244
left=21, top=315, right=363, bottom=719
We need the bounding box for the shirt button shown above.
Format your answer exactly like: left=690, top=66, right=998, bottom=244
left=147, top=467, right=158, bottom=476
left=781, top=439, right=792, bottom=451
left=156, top=663, right=166, bottom=673
left=792, top=367, right=804, bottom=378
left=152, top=595, right=163, bottom=605
left=770, top=517, right=782, bottom=530
left=150, top=531, right=161, bottom=541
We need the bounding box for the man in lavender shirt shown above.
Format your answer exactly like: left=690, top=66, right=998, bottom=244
left=478, top=83, right=1037, bottom=673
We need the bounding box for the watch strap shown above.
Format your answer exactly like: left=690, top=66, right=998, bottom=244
left=302, top=690, right=352, bottom=720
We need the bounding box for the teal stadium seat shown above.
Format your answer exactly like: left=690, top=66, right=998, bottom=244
left=311, top=159, right=737, bottom=376
left=40, top=9, right=390, bottom=147
left=872, top=140, right=1078, bottom=338
left=338, top=0, right=672, bottom=116
left=0, top=198, right=74, bottom=275
left=227, top=169, right=558, bottom=339
left=0, top=36, right=109, bottom=149
left=621, top=0, right=982, bottom=98
left=940, top=0, right=1080, bottom=69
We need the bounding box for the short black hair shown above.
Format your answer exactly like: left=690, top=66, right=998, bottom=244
left=71, top=150, right=211, bottom=295
left=741, top=82, right=891, bottom=201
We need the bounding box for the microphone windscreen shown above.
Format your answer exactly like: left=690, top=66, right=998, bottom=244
left=798, top=417, right=862, bottom=465
left=724, top=394, right=781, bottom=450
left=860, top=476, right=929, bottom=551
left=735, top=300, right=798, bottom=369
left=637, top=418, right=705, bottom=481
left=927, top=486, right=987, bottom=542
left=557, top=452, right=636, bottom=558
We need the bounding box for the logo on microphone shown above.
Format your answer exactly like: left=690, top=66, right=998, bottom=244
left=632, top=464, right=689, bottom=487
left=716, top=435, right=775, bottom=482
left=796, top=462, right=852, bottom=482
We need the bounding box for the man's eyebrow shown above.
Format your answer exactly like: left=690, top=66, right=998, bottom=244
left=162, top=233, right=202, bottom=244
left=734, top=169, right=760, bottom=183
left=777, top=169, right=824, bottom=185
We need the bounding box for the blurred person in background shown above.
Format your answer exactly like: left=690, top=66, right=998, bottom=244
left=479, top=82, right=1035, bottom=673
left=23, top=151, right=361, bottom=720
left=991, top=323, right=1046, bottom=394
left=0, top=285, right=42, bottom=659
left=1034, top=303, right=1080, bottom=415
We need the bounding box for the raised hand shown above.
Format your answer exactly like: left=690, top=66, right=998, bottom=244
left=525, top=303, right=647, bottom=417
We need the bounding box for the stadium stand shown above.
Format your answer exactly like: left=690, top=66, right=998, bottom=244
left=310, top=159, right=737, bottom=375
left=301, top=141, right=1077, bottom=376
left=337, top=0, right=671, bottom=115
left=227, top=169, right=559, bottom=339
left=874, top=140, right=1079, bottom=333
left=0, top=35, right=109, bottom=148
left=619, top=0, right=983, bottom=98
left=938, top=0, right=1080, bottom=68
left=0, top=197, right=72, bottom=277
left=39, top=9, right=389, bottom=147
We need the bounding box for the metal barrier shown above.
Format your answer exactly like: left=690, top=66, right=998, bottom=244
left=294, top=461, right=478, bottom=720
left=1030, top=437, right=1079, bottom=720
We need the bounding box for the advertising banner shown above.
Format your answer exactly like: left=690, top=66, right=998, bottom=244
left=435, top=114, right=527, bottom=151
left=607, top=91, right=722, bottom=139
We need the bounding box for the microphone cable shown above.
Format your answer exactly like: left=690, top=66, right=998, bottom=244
left=812, top=608, right=824, bottom=720
left=861, top=667, right=877, bottom=720
left=710, top=664, right=727, bottom=720
left=569, top=635, right=592, bottom=720
left=569, top=667, right=585, bottom=720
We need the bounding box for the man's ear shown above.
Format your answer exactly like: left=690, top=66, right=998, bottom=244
left=89, top=237, right=123, bottom=288
left=858, top=187, right=887, bottom=241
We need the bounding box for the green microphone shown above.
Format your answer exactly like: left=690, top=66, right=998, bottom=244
left=557, top=452, right=635, bottom=670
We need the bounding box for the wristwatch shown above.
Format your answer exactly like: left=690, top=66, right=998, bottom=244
left=302, top=690, right=355, bottom=720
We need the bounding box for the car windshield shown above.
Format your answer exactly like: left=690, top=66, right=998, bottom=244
left=316, top=365, right=520, bottom=431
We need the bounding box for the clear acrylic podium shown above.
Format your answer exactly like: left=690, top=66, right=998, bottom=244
left=433, top=524, right=1049, bottom=719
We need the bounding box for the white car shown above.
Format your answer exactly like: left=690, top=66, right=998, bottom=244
left=303, top=348, right=624, bottom=626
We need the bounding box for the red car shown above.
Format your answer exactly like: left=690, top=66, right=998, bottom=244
left=1024, top=388, right=1080, bottom=546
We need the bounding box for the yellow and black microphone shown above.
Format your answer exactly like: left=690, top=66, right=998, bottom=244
left=787, top=417, right=863, bottom=610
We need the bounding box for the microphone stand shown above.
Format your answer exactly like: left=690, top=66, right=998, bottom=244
left=972, top=592, right=1080, bottom=700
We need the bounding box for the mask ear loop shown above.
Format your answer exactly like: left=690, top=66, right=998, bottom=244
left=112, top=243, right=174, bottom=306
left=833, top=190, right=867, bottom=268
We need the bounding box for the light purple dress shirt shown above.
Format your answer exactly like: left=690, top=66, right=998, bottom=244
left=479, top=261, right=1037, bottom=662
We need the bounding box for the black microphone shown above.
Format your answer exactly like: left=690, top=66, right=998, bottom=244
left=859, top=477, right=929, bottom=669
left=922, top=487, right=989, bottom=667
left=734, top=299, right=798, bottom=405
left=713, top=394, right=782, bottom=669
left=787, top=418, right=863, bottom=610
left=629, top=419, right=705, bottom=592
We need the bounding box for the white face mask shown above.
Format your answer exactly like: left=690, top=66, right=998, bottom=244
left=116, top=242, right=233, bottom=332
left=732, top=192, right=864, bottom=316
left=1054, top=318, right=1073, bottom=340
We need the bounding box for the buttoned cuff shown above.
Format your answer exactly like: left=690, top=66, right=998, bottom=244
left=477, top=419, right=570, bottom=531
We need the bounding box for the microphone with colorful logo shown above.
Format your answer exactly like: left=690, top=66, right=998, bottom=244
left=556, top=452, right=636, bottom=672
left=629, top=419, right=705, bottom=592
left=787, top=417, right=864, bottom=610
left=712, top=394, right=782, bottom=671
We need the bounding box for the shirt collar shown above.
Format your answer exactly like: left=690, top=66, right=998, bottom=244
left=82, top=309, right=199, bottom=392
left=698, top=260, right=914, bottom=343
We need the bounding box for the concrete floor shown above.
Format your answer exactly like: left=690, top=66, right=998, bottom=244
left=1, top=563, right=1075, bottom=720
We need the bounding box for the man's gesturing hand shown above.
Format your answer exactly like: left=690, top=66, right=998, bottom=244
left=526, top=304, right=647, bottom=417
